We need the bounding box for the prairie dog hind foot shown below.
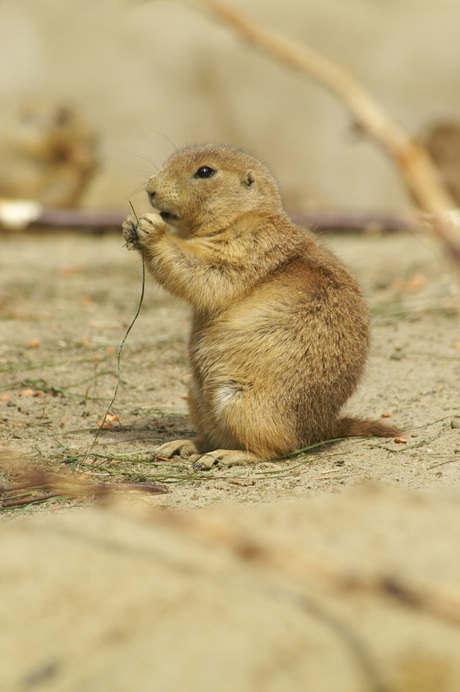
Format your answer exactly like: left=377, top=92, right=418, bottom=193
left=192, top=449, right=262, bottom=470
left=153, top=440, right=262, bottom=469
left=153, top=439, right=198, bottom=460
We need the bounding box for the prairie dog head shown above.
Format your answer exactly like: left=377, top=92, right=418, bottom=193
left=145, top=144, right=283, bottom=236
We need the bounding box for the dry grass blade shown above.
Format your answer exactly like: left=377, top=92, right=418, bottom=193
left=82, top=201, right=145, bottom=464
left=0, top=461, right=168, bottom=512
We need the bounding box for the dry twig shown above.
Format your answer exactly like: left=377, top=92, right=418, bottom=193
left=186, top=0, right=460, bottom=264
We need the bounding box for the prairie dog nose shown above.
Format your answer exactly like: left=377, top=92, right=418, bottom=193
left=145, top=178, right=156, bottom=207
left=145, top=175, right=156, bottom=194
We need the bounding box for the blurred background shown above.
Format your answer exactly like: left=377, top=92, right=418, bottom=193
left=0, top=0, right=459, bottom=214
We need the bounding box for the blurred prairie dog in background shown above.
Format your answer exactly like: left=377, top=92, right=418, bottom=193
left=123, top=143, right=401, bottom=468
left=423, top=121, right=460, bottom=206
left=0, top=98, right=98, bottom=208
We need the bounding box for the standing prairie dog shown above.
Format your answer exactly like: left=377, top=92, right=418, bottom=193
left=122, top=144, right=400, bottom=468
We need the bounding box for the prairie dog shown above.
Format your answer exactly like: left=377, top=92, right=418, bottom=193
left=122, top=144, right=400, bottom=468
left=0, top=99, right=98, bottom=208
left=423, top=122, right=460, bottom=205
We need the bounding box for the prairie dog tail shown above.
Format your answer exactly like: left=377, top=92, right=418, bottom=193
left=336, top=416, right=402, bottom=439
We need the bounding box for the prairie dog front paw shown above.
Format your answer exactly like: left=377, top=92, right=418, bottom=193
left=122, top=214, right=140, bottom=249
left=122, top=212, right=167, bottom=251
left=136, top=213, right=167, bottom=243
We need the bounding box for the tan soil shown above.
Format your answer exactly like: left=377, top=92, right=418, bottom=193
left=0, top=227, right=458, bottom=508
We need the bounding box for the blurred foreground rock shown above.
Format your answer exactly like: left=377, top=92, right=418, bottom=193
left=2, top=484, right=460, bottom=691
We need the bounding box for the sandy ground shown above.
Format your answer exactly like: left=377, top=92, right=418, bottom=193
left=2, top=483, right=460, bottom=692
left=1, top=226, right=460, bottom=691
left=0, top=226, right=459, bottom=509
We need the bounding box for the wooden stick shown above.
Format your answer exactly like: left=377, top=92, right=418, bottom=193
left=37, top=209, right=125, bottom=229
left=292, top=210, right=424, bottom=233
left=0, top=205, right=427, bottom=234
left=188, top=0, right=460, bottom=263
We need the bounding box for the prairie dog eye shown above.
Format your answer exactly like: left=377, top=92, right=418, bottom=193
left=194, top=166, right=216, bottom=179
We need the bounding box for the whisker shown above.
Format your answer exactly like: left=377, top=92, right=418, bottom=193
left=146, top=129, right=178, bottom=156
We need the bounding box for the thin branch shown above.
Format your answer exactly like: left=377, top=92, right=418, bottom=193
left=188, top=0, right=460, bottom=264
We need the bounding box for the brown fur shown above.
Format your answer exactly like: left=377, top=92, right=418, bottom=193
left=122, top=144, right=401, bottom=468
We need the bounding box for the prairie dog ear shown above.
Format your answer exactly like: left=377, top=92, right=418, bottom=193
left=243, top=170, right=255, bottom=188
